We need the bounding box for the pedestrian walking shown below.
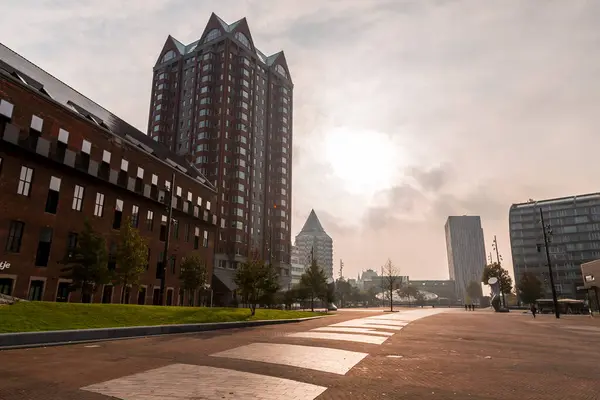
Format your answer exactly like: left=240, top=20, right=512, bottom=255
left=465, top=304, right=468, bottom=311
left=530, top=303, right=537, bottom=318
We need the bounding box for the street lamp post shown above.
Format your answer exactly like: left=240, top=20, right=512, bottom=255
left=539, top=208, right=560, bottom=319
left=491, top=235, right=506, bottom=308
left=159, top=172, right=176, bottom=306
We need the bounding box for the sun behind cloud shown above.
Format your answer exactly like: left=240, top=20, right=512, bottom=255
left=324, top=127, right=405, bottom=195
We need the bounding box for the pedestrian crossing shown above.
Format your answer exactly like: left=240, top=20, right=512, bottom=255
left=81, top=308, right=448, bottom=400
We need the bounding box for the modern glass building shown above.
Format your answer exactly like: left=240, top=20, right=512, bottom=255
left=509, top=193, right=600, bottom=300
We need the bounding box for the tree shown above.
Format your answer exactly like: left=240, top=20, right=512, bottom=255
left=482, top=262, right=513, bottom=307
left=325, top=282, right=336, bottom=312
left=398, top=285, right=419, bottom=307
left=61, top=220, right=109, bottom=303
left=382, top=259, right=401, bottom=312
left=234, top=256, right=280, bottom=316
left=112, top=217, right=148, bottom=303
left=179, top=254, right=207, bottom=307
left=517, top=272, right=543, bottom=305
left=466, top=281, right=482, bottom=305
left=300, top=257, right=328, bottom=312
left=335, top=278, right=352, bottom=308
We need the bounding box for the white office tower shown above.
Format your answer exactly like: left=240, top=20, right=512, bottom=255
left=445, top=216, right=486, bottom=302
left=295, top=210, right=334, bottom=282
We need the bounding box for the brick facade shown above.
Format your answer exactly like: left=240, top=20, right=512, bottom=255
left=0, top=49, right=219, bottom=305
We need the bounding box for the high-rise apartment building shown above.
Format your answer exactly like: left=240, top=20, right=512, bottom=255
left=294, top=210, right=334, bottom=281
left=147, top=13, right=293, bottom=292
left=445, top=216, right=486, bottom=302
left=509, top=194, right=600, bottom=300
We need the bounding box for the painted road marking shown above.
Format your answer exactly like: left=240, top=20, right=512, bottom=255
left=211, top=343, right=368, bottom=375
left=82, top=364, right=327, bottom=400
left=312, top=327, right=395, bottom=336
left=333, top=322, right=404, bottom=330
left=287, top=331, right=389, bottom=345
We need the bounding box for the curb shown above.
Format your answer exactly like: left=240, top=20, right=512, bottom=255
left=0, top=316, right=325, bottom=350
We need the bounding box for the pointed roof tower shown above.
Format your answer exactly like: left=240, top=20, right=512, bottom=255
left=300, top=209, right=326, bottom=234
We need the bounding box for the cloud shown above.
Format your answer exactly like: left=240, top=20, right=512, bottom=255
left=3, top=1, right=600, bottom=281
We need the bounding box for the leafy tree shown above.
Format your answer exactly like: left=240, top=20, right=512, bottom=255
left=234, top=256, right=280, bottom=316
left=258, top=264, right=280, bottom=308
left=398, top=285, right=419, bottom=306
left=300, top=257, right=328, bottom=311
left=466, top=281, right=482, bottom=305
left=325, top=282, right=336, bottom=312
left=179, top=254, right=208, bottom=307
left=61, top=220, right=109, bottom=303
left=517, top=272, right=543, bottom=305
left=382, top=259, right=401, bottom=311
left=113, top=217, right=148, bottom=303
left=335, top=278, right=352, bottom=308
left=482, top=262, right=513, bottom=307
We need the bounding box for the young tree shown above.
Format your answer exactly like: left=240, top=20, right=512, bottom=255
left=335, top=278, right=352, bottom=308
left=61, top=220, right=109, bottom=303
left=398, top=285, right=419, bottom=307
left=517, top=272, right=543, bottom=305
left=113, top=217, right=149, bottom=303
left=300, top=257, right=328, bottom=311
left=325, top=282, right=336, bottom=313
left=382, top=258, right=401, bottom=312
left=179, top=254, right=208, bottom=307
left=234, top=256, right=280, bottom=316
left=466, top=280, right=482, bottom=305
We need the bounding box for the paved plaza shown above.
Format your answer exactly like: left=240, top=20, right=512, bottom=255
left=1, top=308, right=599, bottom=399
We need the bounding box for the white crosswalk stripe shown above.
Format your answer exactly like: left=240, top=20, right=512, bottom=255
left=81, top=309, right=449, bottom=399
left=211, top=342, right=369, bottom=375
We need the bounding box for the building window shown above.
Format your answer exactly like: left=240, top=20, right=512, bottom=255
left=113, top=199, right=123, bottom=229
left=194, top=227, right=200, bottom=249
left=28, top=280, right=44, bottom=301
left=146, top=210, right=154, bottom=231
left=203, top=230, right=209, bottom=247
left=131, top=205, right=139, bottom=227
left=160, top=215, right=167, bottom=241
left=204, top=28, right=221, bottom=43
left=17, top=166, right=33, bottom=196
left=184, top=223, right=190, bottom=242
left=174, top=220, right=180, bottom=239
left=5, top=221, right=24, bottom=253
left=94, top=192, right=105, bottom=217
left=66, top=232, right=78, bottom=259
left=234, top=32, right=251, bottom=48
left=35, top=227, right=53, bottom=267
left=45, top=177, right=61, bottom=214
left=72, top=185, right=84, bottom=211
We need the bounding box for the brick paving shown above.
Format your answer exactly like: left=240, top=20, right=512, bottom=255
left=0, top=309, right=599, bottom=399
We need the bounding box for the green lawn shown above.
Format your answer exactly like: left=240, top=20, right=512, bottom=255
left=0, top=302, right=324, bottom=333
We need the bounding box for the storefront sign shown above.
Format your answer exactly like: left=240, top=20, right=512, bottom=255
left=0, top=261, right=11, bottom=271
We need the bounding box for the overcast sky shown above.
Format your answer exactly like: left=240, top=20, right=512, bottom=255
left=3, top=0, right=600, bottom=280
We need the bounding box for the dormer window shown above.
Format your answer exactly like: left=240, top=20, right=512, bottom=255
left=204, top=29, right=221, bottom=43
left=234, top=32, right=250, bottom=49
left=161, top=50, right=176, bottom=63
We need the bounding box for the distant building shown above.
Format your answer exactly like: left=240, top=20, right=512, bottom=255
left=294, top=210, right=333, bottom=281
left=289, top=245, right=306, bottom=287
left=445, top=216, right=486, bottom=302
left=408, top=280, right=457, bottom=304
left=510, top=194, right=600, bottom=301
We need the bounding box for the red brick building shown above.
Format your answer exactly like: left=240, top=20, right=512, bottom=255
left=147, top=13, right=294, bottom=292
left=0, top=43, right=221, bottom=305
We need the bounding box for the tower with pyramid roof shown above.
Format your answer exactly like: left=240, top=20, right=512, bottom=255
left=294, top=209, right=334, bottom=281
